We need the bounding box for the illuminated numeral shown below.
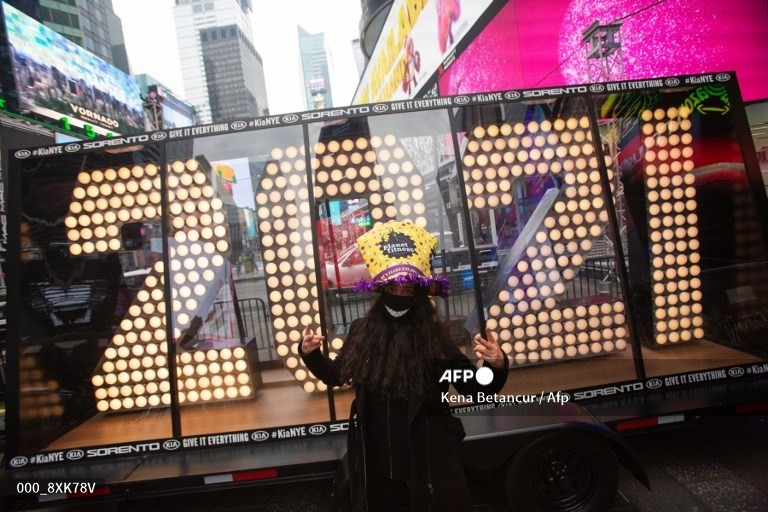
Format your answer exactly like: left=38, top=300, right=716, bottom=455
left=312, top=134, right=429, bottom=228
left=256, top=135, right=428, bottom=391
left=641, top=107, right=704, bottom=345
left=67, top=160, right=253, bottom=412
left=254, top=145, right=323, bottom=393
left=463, top=117, right=629, bottom=365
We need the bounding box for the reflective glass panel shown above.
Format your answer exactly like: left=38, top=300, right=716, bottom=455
left=306, top=110, right=473, bottom=419
left=453, top=99, right=639, bottom=396
left=166, top=126, right=333, bottom=435
left=16, top=146, right=172, bottom=452
left=593, top=83, right=768, bottom=377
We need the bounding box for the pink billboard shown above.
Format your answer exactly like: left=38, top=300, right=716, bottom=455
left=438, top=0, right=768, bottom=102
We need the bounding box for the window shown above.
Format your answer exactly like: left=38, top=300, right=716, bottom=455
left=52, top=9, right=70, bottom=26
left=70, top=14, right=79, bottom=29
left=193, top=4, right=202, bottom=12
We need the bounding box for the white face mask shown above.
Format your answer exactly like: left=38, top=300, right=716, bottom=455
left=385, top=305, right=410, bottom=318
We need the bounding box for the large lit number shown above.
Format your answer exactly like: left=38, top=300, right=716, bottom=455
left=255, top=145, right=324, bottom=393
left=67, top=160, right=253, bottom=412
left=18, top=354, right=63, bottom=421
left=313, top=135, right=429, bottom=228
left=256, top=135, right=428, bottom=391
left=463, top=118, right=629, bottom=365
left=641, top=107, right=704, bottom=345
left=313, top=134, right=429, bottom=378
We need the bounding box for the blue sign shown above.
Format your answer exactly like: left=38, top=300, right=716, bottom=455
left=329, top=201, right=342, bottom=225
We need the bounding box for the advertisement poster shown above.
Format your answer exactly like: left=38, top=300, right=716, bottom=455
left=3, top=2, right=144, bottom=135
left=211, top=157, right=256, bottom=210
left=353, top=0, right=495, bottom=104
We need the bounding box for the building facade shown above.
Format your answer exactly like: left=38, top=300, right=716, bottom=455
left=298, top=26, right=332, bottom=110
left=28, top=0, right=129, bottom=73
left=351, top=37, right=365, bottom=78
left=173, top=0, right=268, bottom=124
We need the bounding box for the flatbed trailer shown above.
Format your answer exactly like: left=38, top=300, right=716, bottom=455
left=3, top=71, right=768, bottom=511
left=3, top=378, right=767, bottom=512
left=0, top=402, right=641, bottom=511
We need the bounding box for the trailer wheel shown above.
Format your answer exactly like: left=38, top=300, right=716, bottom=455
left=504, top=432, right=618, bottom=512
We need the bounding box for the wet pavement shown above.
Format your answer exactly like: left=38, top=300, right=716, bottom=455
left=615, top=415, right=768, bottom=512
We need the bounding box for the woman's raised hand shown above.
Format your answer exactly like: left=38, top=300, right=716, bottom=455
left=301, top=323, right=325, bottom=354
left=473, top=327, right=505, bottom=369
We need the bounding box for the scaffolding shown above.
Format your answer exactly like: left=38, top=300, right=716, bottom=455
left=583, top=20, right=628, bottom=258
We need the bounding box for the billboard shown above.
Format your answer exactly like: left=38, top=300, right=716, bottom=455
left=2, top=2, right=144, bottom=135
left=148, top=84, right=197, bottom=129
left=309, top=78, right=327, bottom=94
left=352, top=0, right=496, bottom=104
left=436, top=0, right=768, bottom=102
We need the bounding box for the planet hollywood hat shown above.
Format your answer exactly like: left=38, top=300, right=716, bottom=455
left=353, top=219, right=450, bottom=297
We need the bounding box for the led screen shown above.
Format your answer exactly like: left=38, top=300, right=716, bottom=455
left=3, top=2, right=144, bottom=135
left=438, top=0, right=768, bottom=102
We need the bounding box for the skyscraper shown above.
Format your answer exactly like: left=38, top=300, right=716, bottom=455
left=351, top=38, right=365, bottom=78
left=173, top=0, right=268, bottom=124
left=298, top=26, right=332, bottom=110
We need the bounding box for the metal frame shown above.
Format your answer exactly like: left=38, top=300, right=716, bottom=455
left=302, top=123, right=339, bottom=421
left=586, top=94, right=646, bottom=379
left=157, top=143, right=182, bottom=437
left=4, top=71, right=766, bottom=466
left=448, top=107, right=490, bottom=335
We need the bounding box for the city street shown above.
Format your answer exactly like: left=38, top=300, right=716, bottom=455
left=17, top=414, right=768, bottom=512
left=234, top=274, right=267, bottom=302
left=1, top=2, right=768, bottom=512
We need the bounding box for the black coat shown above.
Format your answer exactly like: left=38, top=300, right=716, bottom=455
left=300, top=330, right=509, bottom=512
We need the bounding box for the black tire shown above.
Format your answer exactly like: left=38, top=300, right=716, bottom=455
left=504, top=431, right=618, bottom=512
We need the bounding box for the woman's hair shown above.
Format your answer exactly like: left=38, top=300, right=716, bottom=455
left=339, top=294, right=454, bottom=399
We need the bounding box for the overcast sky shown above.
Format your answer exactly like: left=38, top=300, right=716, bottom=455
left=112, top=0, right=363, bottom=115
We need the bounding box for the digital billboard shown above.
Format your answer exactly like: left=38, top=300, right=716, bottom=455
left=147, top=84, right=197, bottom=129
left=2, top=2, right=144, bottom=135
left=352, top=0, right=495, bottom=103
left=436, top=0, right=768, bottom=102
left=309, top=78, right=327, bottom=94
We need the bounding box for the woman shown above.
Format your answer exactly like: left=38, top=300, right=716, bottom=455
left=300, top=220, right=509, bottom=512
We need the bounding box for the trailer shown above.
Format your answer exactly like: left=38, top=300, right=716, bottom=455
left=0, top=400, right=650, bottom=511
left=1, top=72, right=767, bottom=511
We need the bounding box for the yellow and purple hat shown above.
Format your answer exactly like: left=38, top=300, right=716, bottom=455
left=353, top=220, right=449, bottom=296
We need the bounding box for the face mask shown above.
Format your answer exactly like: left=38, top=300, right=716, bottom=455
left=382, top=291, right=417, bottom=319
